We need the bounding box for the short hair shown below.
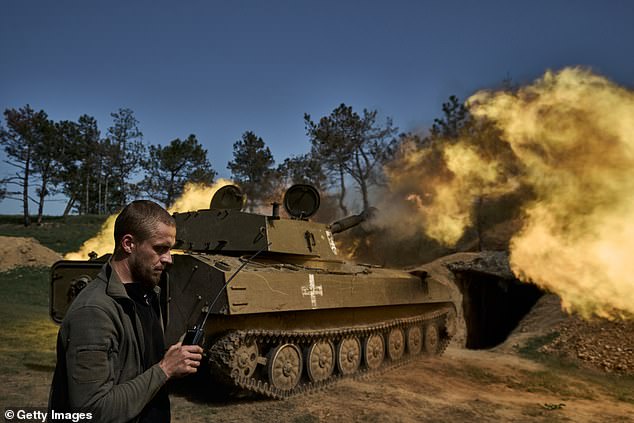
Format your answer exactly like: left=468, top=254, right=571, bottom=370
left=114, top=200, right=175, bottom=250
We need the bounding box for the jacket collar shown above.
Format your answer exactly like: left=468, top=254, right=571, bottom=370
left=103, top=262, right=129, bottom=300
left=99, top=261, right=162, bottom=299
left=99, top=260, right=166, bottom=338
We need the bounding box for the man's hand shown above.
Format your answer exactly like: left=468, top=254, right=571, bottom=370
left=159, top=342, right=203, bottom=379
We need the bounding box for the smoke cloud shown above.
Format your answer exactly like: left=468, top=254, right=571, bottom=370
left=380, top=67, right=634, bottom=318
left=472, top=68, right=634, bottom=318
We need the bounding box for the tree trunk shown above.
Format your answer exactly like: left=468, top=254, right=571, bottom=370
left=85, top=174, right=90, bottom=215
left=167, top=173, right=175, bottom=207
left=97, top=158, right=102, bottom=214
left=22, top=147, right=31, bottom=226
left=36, top=174, right=47, bottom=225
left=104, top=177, right=109, bottom=214
left=63, top=194, right=75, bottom=217
left=337, top=166, right=348, bottom=216
left=359, top=177, right=369, bottom=212
left=354, top=150, right=370, bottom=211
left=120, top=140, right=126, bottom=206
left=120, top=173, right=126, bottom=207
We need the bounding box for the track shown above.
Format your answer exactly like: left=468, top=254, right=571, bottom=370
left=206, top=306, right=455, bottom=399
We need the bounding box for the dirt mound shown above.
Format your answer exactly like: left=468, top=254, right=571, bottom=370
left=0, top=236, right=62, bottom=271
left=540, top=317, right=634, bottom=375
left=499, top=294, right=634, bottom=375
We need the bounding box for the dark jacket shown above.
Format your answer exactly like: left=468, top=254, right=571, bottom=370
left=49, top=263, right=168, bottom=423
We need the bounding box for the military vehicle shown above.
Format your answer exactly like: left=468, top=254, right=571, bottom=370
left=50, top=184, right=457, bottom=398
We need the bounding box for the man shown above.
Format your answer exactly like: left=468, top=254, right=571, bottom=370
left=49, top=200, right=203, bottom=423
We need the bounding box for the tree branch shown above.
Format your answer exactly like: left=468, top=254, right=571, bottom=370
left=3, top=160, right=27, bottom=170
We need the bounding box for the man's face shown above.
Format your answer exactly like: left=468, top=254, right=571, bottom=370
left=128, top=222, right=176, bottom=287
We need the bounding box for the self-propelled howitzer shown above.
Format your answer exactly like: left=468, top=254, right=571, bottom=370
left=50, top=184, right=457, bottom=398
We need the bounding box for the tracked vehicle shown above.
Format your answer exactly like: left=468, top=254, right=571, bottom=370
left=50, top=184, right=457, bottom=398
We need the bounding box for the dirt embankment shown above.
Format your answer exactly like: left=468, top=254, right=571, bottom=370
left=0, top=236, right=61, bottom=272
left=539, top=314, right=634, bottom=375
left=424, top=251, right=634, bottom=377
left=498, top=294, right=634, bottom=376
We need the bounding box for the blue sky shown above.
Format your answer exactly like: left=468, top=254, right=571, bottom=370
left=1, top=0, right=633, bottom=214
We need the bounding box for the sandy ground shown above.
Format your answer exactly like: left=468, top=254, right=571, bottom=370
left=4, top=346, right=633, bottom=423
left=163, top=347, right=633, bottom=423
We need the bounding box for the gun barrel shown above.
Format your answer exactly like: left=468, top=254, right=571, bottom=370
left=329, top=208, right=375, bottom=234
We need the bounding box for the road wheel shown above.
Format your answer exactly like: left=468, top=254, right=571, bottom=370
left=305, top=340, right=335, bottom=382
left=387, top=328, right=405, bottom=361
left=267, top=343, right=303, bottom=390
left=337, top=337, right=361, bottom=375
left=423, top=322, right=440, bottom=356
left=407, top=326, right=422, bottom=356
left=363, top=333, right=385, bottom=370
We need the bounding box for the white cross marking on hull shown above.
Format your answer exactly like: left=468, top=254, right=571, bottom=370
left=302, top=274, right=323, bottom=309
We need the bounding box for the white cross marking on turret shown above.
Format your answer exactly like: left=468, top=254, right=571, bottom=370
left=302, top=274, right=323, bottom=309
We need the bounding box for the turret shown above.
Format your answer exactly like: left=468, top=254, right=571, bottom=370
left=173, top=184, right=366, bottom=260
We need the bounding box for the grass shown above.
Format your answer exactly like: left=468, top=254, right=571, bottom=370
left=511, top=369, right=585, bottom=399
left=517, top=332, right=561, bottom=361
left=520, top=404, right=569, bottom=422
left=292, top=414, right=319, bottom=423
left=0, top=214, right=100, bottom=375
left=0, top=214, right=106, bottom=375
left=0, top=214, right=108, bottom=254
left=445, top=361, right=583, bottom=399
left=0, top=266, right=58, bottom=376
left=459, top=364, right=505, bottom=385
